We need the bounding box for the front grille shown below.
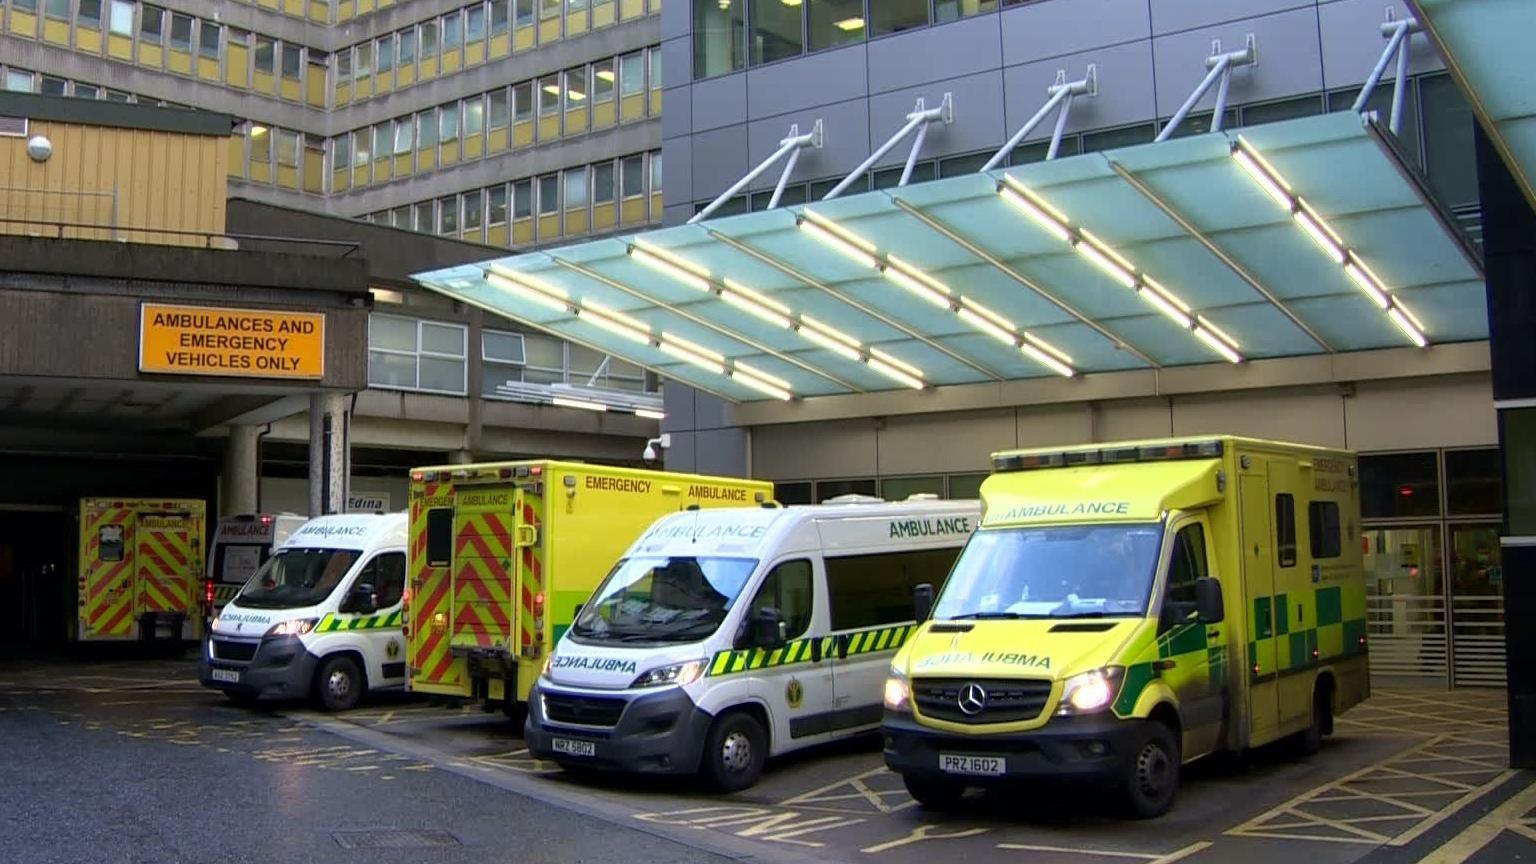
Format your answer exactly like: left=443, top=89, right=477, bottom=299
left=211, top=639, right=258, bottom=662
left=913, top=677, right=1053, bottom=724
left=543, top=692, right=627, bottom=727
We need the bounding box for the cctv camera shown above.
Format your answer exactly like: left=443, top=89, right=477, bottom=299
left=642, top=433, right=671, bottom=463
left=644, top=443, right=658, bottom=462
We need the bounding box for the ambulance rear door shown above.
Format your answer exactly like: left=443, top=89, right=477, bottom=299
left=451, top=485, right=523, bottom=659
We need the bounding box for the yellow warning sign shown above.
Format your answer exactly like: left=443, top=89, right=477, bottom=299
left=139, top=303, right=325, bottom=380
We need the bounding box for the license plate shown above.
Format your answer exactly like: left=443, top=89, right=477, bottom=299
left=210, top=668, right=240, bottom=684
left=552, top=737, right=596, bottom=758
left=940, top=754, right=1005, bottom=776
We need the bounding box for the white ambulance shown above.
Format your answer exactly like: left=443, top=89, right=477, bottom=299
left=205, top=513, right=307, bottom=618
left=199, top=512, right=408, bottom=711
left=526, top=496, right=980, bottom=790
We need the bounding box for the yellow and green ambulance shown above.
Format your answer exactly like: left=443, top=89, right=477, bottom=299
left=883, top=436, right=1368, bottom=817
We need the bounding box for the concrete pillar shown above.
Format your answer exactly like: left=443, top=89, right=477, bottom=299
left=449, top=450, right=475, bottom=465
left=221, top=424, right=260, bottom=516
left=308, top=392, right=349, bottom=517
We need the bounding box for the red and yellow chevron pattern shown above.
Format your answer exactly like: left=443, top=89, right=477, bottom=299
left=408, top=481, right=461, bottom=691
left=76, top=499, right=204, bottom=642
left=452, top=509, right=515, bottom=649
left=81, top=504, right=136, bottom=639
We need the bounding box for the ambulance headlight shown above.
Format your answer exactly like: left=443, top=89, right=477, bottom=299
left=541, top=653, right=554, bottom=680
left=883, top=667, right=910, bottom=713
left=265, top=618, right=319, bottom=638
left=1059, top=667, right=1124, bottom=715
left=630, top=659, right=706, bottom=689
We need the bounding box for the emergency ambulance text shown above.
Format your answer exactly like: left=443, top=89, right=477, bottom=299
left=586, top=476, right=653, bottom=494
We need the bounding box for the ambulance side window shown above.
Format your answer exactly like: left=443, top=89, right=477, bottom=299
left=1161, top=524, right=1207, bottom=632
left=1275, top=494, right=1297, bottom=568
left=1308, top=501, right=1342, bottom=558
left=746, top=560, right=813, bottom=641
left=426, top=508, right=453, bottom=567
left=360, top=552, right=407, bottom=609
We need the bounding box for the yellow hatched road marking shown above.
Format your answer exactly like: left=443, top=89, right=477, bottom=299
left=1416, top=779, right=1536, bottom=864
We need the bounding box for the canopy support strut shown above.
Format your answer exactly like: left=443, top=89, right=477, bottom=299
left=1156, top=35, right=1257, bottom=142
left=689, top=120, right=823, bottom=224
left=822, top=94, right=953, bottom=200
left=1352, top=12, right=1421, bottom=136
left=982, top=67, right=1097, bottom=172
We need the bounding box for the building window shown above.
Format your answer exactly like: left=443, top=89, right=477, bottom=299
left=355, top=41, right=373, bottom=76
left=749, top=0, right=803, bottom=65
left=649, top=47, right=661, bottom=91
left=275, top=130, right=299, bottom=167
left=45, top=0, right=68, bottom=20
left=282, top=44, right=302, bottom=79
left=491, top=1, right=510, bottom=35
left=1420, top=73, right=1479, bottom=208
left=880, top=476, right=944, bottom=500
left=564, top=165, right=588, bottom=209
left=489, top=88, right=511, bottom=129
left=512, top=179, right=533, bottom=220
left=934, top=0, right=997, bottom=23
left=413, top=200, right=435, bottom=232
left=522, top=332, right=565, bottom=384
left=826, top=547, right=959, bottom=629
left=74, top=83, right=99, bottom=99
left=693, top=0, right=745, bottom=78
left=78, top=0, right=102, bottom=28
left=1275, top=493, right=1297, bottom=567
left=515, top=0, right=534, bottom=27
left=514, top=81, right=533, bottom=121
left=40, top=75, right=67, bottom=96
left=1309, top=501, right=1342, bottom=559
left=464, top=96, right=485, bottom=137
left=539, top=75, right=560, bottom=116
left=372, top=124, right=389, bottom=161
left=170, top=13, right=192, bottom=51
left=872, top=0, right=926, bottom=35
left=417, top=108, right=438, bottom=147
left=377, top=34, right=395, bottom=72
left=332, top=134, right=350, bottom=169
left=255, top=37, right=275, bottom=75
left=250, top=125, right=271, bottom=164
left=393, top=117, right=413, bottom=154
left=621, top=154, right=645, bottom=197
left=1506, top=410, right=1536, bottom=536
left=107, top=0, right=133, bottom=35
left=368, top=315, right=467, bottom=394
left=593, top=161, right=615, bottom=203
left=399, top=28, right=416, bottom=64
left=351, top=129, right=369, bottom=164
left=198, top=22, right=221, bottom=59
left=4, top=70, right=34, bottom=93
left=619, top=52, right=644, bottom=96
left=463, top=189, right=483, bottom=231
left=103, top=89, right=131, bottom=103
left=540, top=0, right=559, bottom=21
left=439, top=103, right=460, bottom=141
left=808, top=0, right=862, bottom=52
left=438, top=195, right=459, bottom=234
left=565, top=66, right=588, bottom=110
left=442, top=11, right=462, bottom=51
left=593, top=58, right=615, bottom=102
left=1361, top=451, right=1441, bottom=519
left=139, top=4, right=163, bottom=41
left=420, top=19, right=439, bottom=57
left=1446, top=448, right=1503, bottom=516
left=482, top=330, right=527, bottom=396
left=488, top=184, right=508, bottom=224
left=649, top=151, right=662, bottom=194
left=466, top=5, right=486, bottom=42
left=538, top=174, right=560, bottom=215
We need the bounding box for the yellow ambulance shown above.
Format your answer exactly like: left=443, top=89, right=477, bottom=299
left=883, top=437, right=1368, bottom=817
left=73, top=497, right=207, bottom=643
left=405, top=460, right=772, bottom=720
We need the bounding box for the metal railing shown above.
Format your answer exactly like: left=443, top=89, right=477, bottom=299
left=0, top=215, right=361, bottom=257
left=1451, top=595, right=1506, bottom=687
left=0, top=184, right=118, bottom=239
left=1366, top=593, right=1507, bottom=687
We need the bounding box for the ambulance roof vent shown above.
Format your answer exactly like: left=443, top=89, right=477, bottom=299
left=904, top=493, right=940, bottom=502
left=993, top=439, right=1224, bottom=474
left=821, top=494, right=885, bottom=505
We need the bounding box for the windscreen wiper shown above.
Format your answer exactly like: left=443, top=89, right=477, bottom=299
left=946, top=612, right=1028, bottom=620
left=1049, top=611, right=1107, bottom=619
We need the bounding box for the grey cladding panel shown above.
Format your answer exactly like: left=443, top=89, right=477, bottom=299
left=1001, top=0, right=1153, bottom=66
left=746, top=99, right=871, bottom=189
left=663, top=133, right=693, bottom=210
left=867, top=14, right=1003, bottom=95
left=1004, top=40, right=1159, bottom=138
left=747, top=44, right=870, bottom=119
left=867, top=73, right=1007, bottom=168
left=1317, top=0, right=1444, bottom=90
left=1151, top=7, right=1325, bottom=113
left=692, top=72, right=749, bottom=131
left=690, top=123, right=752, bottom=200
left=1149, top=0, right=1316, bottom=35
left=694, top=428, right=750, bottom=476
left=662, top=35, right=693, bottom=93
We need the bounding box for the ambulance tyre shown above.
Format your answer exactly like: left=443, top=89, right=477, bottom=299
left=315, top=655, right=364, bottom=712
left=1120, top=720, right=1180, bottom=819
left=1295, top=680, right=1333, bottom=758
left=703, top=710, right=767, bottom=792
left=901, top=774, right=966, bottom=809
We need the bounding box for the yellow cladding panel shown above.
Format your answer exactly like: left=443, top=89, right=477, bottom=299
left=650, top=88, right=661, bottom=116
left=512, top=219, right=533, bottom=245
left=417, top=148, right=436, bottom=172
left=138, top=42, right=163, bottom=68
left=227, top=44, right=251, bottom=88
left=276, top=164, right=298, bottom=189
left=567, top=8, right=587, bottom=35
left=254, top=70, right=276, bottom=96
left=466, top=42, right=485, bottom=66
left=351, top=164, right=368, bottom=187
left=226, top=136, right=246, bottom=178
left=357, top=0, right=373, bottom=12
left=593, top=0, right=615, bottom=27
left=309, top=0, right=329, bottom=22
left=619, top=197, right=645, bottom=225
left=76, top=26, right=103, bottom=54
left=335, top=80, right=351, bottom=104
left=486, top=223, right=509, bottom=247
left=420, top=57, right=437, bottom=80
left=514, top=25, right=534, bottom=51
left=393, top=154, right=412, bottom=177
left=372, top=157, right=392, bottom=183
left=440, top=140, right=459, bottom=166
left=167, top=49, right=193, bottom=75
left=442, top=49, right=462, bottom=74
left=565, top=107, right=589, bottom=136
left=592, top=202, right=616, bottom=231
left=538, top=17, right=559, bottom=44
left=459, top=226, right=483, bottom=244
left=620, top=93, right=644, bottom=123
left=488, top=126, right=509, bottom=154
left=463, top=135, right=483, bottom=161
left=198, top=56, right=221, bottom=81
left=107, top=32, right=132, bottom=59
left=250, top=160, right=272, bottom=183
left=375, top=71, right=392, bottom=95
left=338, top=0, right=354, bottom=19
left=512, top=121, right=533, bottom=148
left=593, top=101, right=616, bottom=130
left=257, top=0, right=277, bottom=8
left=396, top=64, right=415, bottom=87
left=306, top=71, right=326, bottom=106
left=564, top=208, right=588, bottom=236
left=649, top=192, right=662, bottom=221
left=537, top=213, right=558, bottom=240
left=619, top=0, right=641, bottom=19
left=0, top=122, right=227, bottom=245
left=43, top=17, right=69, bottom=44
left=331, top=169, right=350, bottom=192
left=283, top=0, right=302, bottom=15
left=8, top=10, right=38, bottom=36
left=537, top=115, right=559, bottom=142
left=303, top=157, right=323, bottom=193
left=489, top=32, right=510, bottom=59
left=354, top=76, right=372, bottom=99
left=280, top=78, right=301, bottom=101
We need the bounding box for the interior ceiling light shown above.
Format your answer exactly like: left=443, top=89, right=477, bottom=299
left=799, top=207, right=1076, bottom=377
left=1231, top=136, right=1429, bottom=348
left=834, top=17, right=865, bottom=31
left=994, top=178, right=1244, bottom=364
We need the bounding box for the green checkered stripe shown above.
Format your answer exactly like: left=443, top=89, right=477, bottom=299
left=1112, top=622, right=1220, bottom=716
left=1248, top=586, right=1367, bottom=679
left=316, top=610, right=403, bottom=632
left=707, top=624, right=914, bottom=677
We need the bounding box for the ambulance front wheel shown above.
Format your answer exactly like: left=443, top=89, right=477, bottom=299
left=315, top=655, right=364, bottom=712
left=702, top=710, right=766, bottom=792
left=1119, top=720, right=1180, bottom=819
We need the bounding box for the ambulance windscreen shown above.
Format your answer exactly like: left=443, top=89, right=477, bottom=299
left=233, top=547, right=362, bottom=609
left=570, top=556, right=758, bottom=644
left=933, top=524, right=1163, bottom=620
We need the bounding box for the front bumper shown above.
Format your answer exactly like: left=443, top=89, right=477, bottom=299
left=199, top=635, right=317, bottom=701
left=883, top=710, right=1143, bottom=784
left=524, top=682, right=713, bottom=775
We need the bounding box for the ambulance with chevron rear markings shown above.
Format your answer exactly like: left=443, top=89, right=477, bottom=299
left=200, top=512, right=408, bottom=711
left=526, top=496, right=980, bottom=790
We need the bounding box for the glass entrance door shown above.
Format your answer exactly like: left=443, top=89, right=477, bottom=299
left=1364, top=525, right=1448, bottom=684
left=1448, top=523, right=1505, bottom=686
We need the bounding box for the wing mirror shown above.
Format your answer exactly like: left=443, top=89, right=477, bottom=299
left=1195, top=578, right=1224, bottom=623
left=340, top=582, right=378, bottom=615
left=913, top=583, right=935, bottom=622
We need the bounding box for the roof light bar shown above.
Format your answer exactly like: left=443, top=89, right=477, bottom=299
left=798, top=210, right=879, bottom=269
left=720, top=278, right=793, bottom=328
left=995, top=177, right=1243, bottom=365
left=485, top=270, right=570, bottom=313
left=1232, top=137, right=1429, bottom=348
left=577, top=301, right=651, bottom=344
left=628, top=242, right=713, bottom=293
left=993, top=439, right=1225, bottom=473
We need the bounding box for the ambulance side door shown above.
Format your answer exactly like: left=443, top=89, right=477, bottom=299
left=1158, top=517, right=1227, bottom=760
left=740, top=557, right=835, bottom=752
left=341, top=551, right=408, bottom=687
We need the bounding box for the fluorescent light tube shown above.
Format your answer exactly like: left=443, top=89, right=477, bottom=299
left=629, top=244, right=712, bottom=293
left=1293, top=208, right=1345, bottom=264
left=1194, top=326, right=1243, bottom=363
left=485, top=272, right=569, bottom=313
left=552, top=397, right=608, bottom=412
left=1074, top=238, right=1136, bottom=289
left=721, top=288, right=792, bottom=328
left=1232, top=147, right=1293, bottom=211
left=999, top=183, right=1070, bottom=242
left=868, top=347, right=924, bottom=380
left=957, top=307, right=1016, bottom=345
left=1387, top=307, right=1428, bottom=347
left=659, top=341, right=725, bottom=375
left=733, top=361, right=792, bottom=390
left=1022, top=332, right=1074, bottom=366
left=1021, top=342, right=1075, bottom=377
left=1138, top=285, right=1192, bottom=329
left=799, top=218, right=878, bottom=269
left=1344, top=261, right=1390, bottom=309
left=1194, top=315, right=1240, bottom=350
left=796, top=324, right=861, bottom=361
left=732, top=372, right=793, bottom=401
left=866, top=356, right=925, bottom=390
left=883, top=263, right=952, bottom=308
left=635, top=408, right=665, bottom=420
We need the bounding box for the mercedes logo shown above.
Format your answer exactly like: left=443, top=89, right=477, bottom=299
left=957, top=682, right=987, bottom=716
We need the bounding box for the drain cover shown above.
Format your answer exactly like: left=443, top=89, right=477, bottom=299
left=332, top=829, right=462, bottom=849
